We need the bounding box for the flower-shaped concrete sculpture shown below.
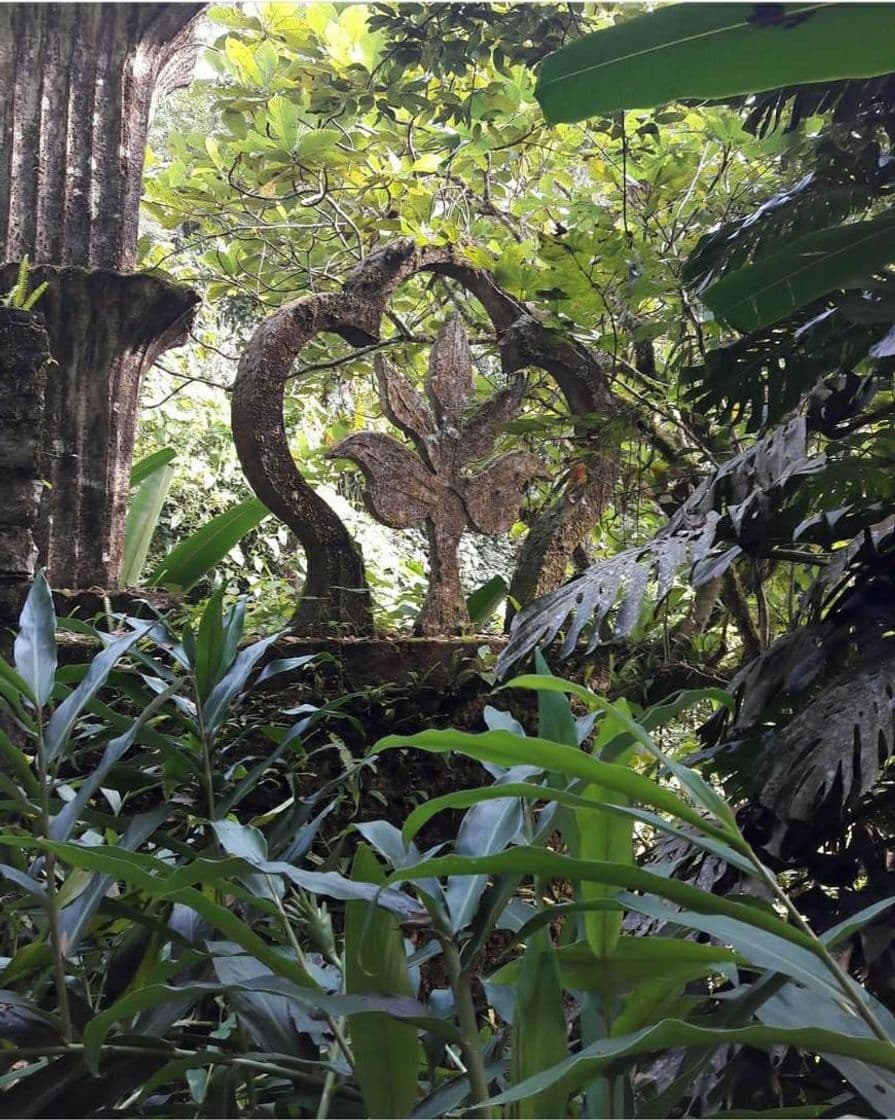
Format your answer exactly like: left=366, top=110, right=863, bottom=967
left=327, top=314, right=543, bottom=634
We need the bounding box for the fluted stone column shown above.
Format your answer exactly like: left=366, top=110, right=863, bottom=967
left=0, top=4, right=203, bottom=588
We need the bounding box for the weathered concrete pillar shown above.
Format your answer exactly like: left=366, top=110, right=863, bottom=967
left=0, top=306, right=50, bottom=609
left=0, top=3, right=203, bottom=587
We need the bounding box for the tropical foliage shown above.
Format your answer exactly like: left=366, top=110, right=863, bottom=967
left=3, top=2, right=895, bottom=1117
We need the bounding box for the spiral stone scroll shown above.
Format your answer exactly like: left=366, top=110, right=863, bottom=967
left=231, top=239, right=615, bottom=636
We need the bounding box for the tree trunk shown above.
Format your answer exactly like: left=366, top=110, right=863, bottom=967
left=0, top=3, right=203, bottom=588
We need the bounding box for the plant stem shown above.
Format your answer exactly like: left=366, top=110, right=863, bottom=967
left=270, top=883, right=355, bottom=1070
left=441, top=935, right=491, bottom=1117
left=194, top=696, right=216, bottom=820
left=750, top=855, right=892, bottom=1043
left=316, top=1066, right=341, bottom=1120
left=4, top=1043, right=362, bottom=1096
left=36, top=727, right=72, bottom=1044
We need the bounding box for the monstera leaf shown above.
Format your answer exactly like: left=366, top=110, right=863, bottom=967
left=499, top=415, right=822, bottom=673
left=756, top=659, right=895, bottom=825
left=691, top=520, right=895, bottom=848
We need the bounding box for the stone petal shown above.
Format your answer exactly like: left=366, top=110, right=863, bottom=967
left=425, top=312, right=473, bottom=428
left=457, top=379, right=525, bottom=468
left=327, top=432, right=441, bottom=529
left=461, top=451, right=545, bottom=535
left=375, top=354, right=437, bottom=446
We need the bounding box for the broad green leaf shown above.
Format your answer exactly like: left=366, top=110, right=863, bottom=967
left=295, top=128, right=341, bottom=164
left=122, top=451, right=176, bottom=585
left=148, top=498, right=270, bottom=594
left=756, top=984, right=895, bottom=1114
left=0, top=655, right=36, bottom=708
left=533, top=650, right=577, bottom=748
left=385, top=848, right=820, bottom=957
left=494, top=936, right=739, bottom=995
left=260, top=860, right=424, bottom=922
left=129, top=448, right=176, bottom=488
left=44, top=625, right=152, bottom=763
left=578, top=709, right=634, bottom=959
left=821, top=898, right=895, bottom=950
left=345, top=845, right=418, bottom=1119
left=200, top=632, right=280, bottom=738
left=640, top=688, right=734, bottom=732
left=466, top=575, right=508, bottom=627
left=266, top=94, right=299, bottom=149
left=703, top=211, right=895, bottom=332
left=445, top=793, right=522, bottom=932
left=487, top=1018, right=895, bottom=1108
left=380, top=729, right=738, bottom=846
left=535, top=4, right=895, bottom=124
left=617, top=894, right=847, bottom=1003
left=510, top=927, right=569, bottom=1119
left=224, top=36, right=263, bottom=84
left=195, top=589, right=226, bottom=705
left=210, top=947, right=323, bottom=1058
left=13, top=571, right=56, bottom=708
left=502, top=676, right=738, bottom=832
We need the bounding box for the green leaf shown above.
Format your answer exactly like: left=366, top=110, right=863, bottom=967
left=44, top=625, right=151, bottom=763
left=821, top=898, right=895, bottom=950
left=224, top=36, right=263, bottom=84
left=201, top=632, right=279, bottom=737
left=195, top=590, right=226, bottom=705
left=617, top=895, right=846, bottom=1003
left=13, top=571, right=56, bottom=708
left=122, top=452, right=176, bottom=585
left=535, top=3, right=895, bottom=124
left=295, top=129, right=341, bottom=164
left=385, top=848, right=821, bottom=957
left=400, top=782, right=753, bottom=876
left=445, top=793, right=522, bottom=933
left=502, top=677, right=738, bottom=832
left=533, top=650, right=578, bottom=748
left=0, top=655, right=36, bottom=709
left=147, top=498, right=270, bottom=594
left=345, top=845, right=418, bottom=1119
left=702, top=210, right=895, bottom=332
left=640, top=688, right=734, bottom=732
left=487, top=1018, right=895, bottom=1109
left=129, top=447, right=176, bottom=488
left=261, top=861, right=424, bottom=922
left=577, top=710, right=635, bottom=960
left=378, top=728, right=737, bottom=846
left=466, top=575, right=508, bottom=627
left=510, top=927, right=569, bottom=1119
left=494, top=936, right=739, bottom=996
